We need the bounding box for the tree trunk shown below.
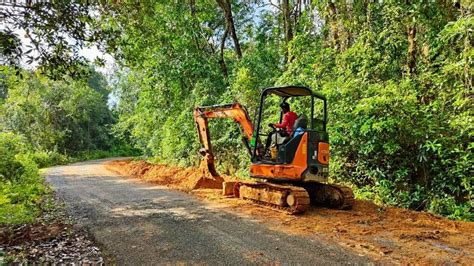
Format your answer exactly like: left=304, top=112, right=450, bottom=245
left=294, top=0, right=302, bottom=30
left=463, top=33, right=471, bottom=89
left=219, top=28, right=229, bottom=78
left=216, top=0, right=242, bottom=59
left=188, top=0, right=202, bottom=51
left=365, top=0, right=372, bottom=32
left=461, top=4, right=472, bottom=89
left=407, top=25, right=416, bottom=76
left=282, top=0, right=293, bottom=63
left=189, top=0, right=196, bottom=16
left=327, top=2, right=339, bottom=51
left=342, top=1, right=353, bottom=50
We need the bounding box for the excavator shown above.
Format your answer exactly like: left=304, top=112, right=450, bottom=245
left=193, top=86, right=354, bottom=214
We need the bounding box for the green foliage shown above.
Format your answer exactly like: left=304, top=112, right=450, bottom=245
left=0, top=65, right=134, bottom=224
left=286, top=2, right=473, bottom=220
left=0, top=30, right=22, bottom=66
left=0, top=68, right=115, bottom=153
left=0, top=132, right=49, bottom=224
left=429, top=197, right=474, bottom=221
left=1, top=1, right=105, bottom=77
left=29, top=151, right=69, bottom=168
left=104, top=1, right=472, bottom=220
left=71, top=144, right=141, bottom=162
left=0, top=132, right=27, bottom=181
left=3, top=1, right=470, bottom=220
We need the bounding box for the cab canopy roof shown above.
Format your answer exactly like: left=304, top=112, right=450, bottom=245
left=263, top=86, right=312, bottom=97
left=262, top=86, right=326, bottom=100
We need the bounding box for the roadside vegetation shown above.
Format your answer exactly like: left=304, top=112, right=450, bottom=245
left=104, top=2, right=473, bottom=220
left=0, top=1, right=472, bottom=222
left=0, top=132, right=48, bottom=224
left=0, top=67, right=136, bottom=224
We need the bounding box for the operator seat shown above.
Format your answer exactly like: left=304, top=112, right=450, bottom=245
left=277, top=114, right=308, bottom=164
left=291, top=114, right=308, bottom=137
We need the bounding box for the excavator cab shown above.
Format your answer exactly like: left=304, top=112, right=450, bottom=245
left=249, top=86, right=330, bottom=184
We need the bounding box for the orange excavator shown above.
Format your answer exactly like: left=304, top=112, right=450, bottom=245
left=193, top=86, right=354, bottom=214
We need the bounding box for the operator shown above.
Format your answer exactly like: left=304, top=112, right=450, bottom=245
left=271, top=102, right=298, bottom=136
left=265, top=102, right=298, bottom=155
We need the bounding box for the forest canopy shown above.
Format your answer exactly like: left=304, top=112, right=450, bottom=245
left=0, top=1, right=472, bottom=221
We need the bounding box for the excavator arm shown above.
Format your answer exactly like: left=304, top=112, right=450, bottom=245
left=193, top=103, right=255, bottom=178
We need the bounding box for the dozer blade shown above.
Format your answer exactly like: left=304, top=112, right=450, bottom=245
left=234, top=182, right=310, bottom=214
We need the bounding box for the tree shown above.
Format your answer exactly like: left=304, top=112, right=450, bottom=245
left=281, top=0, right=294, bottom=62
left=9, top=0, right=466, bottom=220
left=0, top=1, right=104, bottom=77
left=0, top=67, right=114, bottom=153
left=216, top=0, right=243, bottom=59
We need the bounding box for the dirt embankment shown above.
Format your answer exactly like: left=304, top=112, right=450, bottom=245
left=106, top=159, right=474, bottom=264
left=105, top=159, right=228, bottom=191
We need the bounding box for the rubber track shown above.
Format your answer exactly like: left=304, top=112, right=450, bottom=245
left=238, top=182, right=310, bottom=214
left=327, top=184, right=355, bottom=210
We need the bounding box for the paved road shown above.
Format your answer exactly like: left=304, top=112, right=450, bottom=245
left=45, top=159, right=370, bottom=265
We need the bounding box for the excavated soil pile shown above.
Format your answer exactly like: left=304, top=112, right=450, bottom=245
left=106, top=159, right=227, bottom=191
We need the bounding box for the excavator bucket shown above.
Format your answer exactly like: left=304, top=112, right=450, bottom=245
left=191, top=158, right=225, bottom=189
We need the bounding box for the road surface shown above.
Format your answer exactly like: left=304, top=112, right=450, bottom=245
left=45, top=159, right=370, bottom=265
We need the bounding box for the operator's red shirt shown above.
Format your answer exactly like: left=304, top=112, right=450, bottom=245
left=275, top=111, right=298, bottom=134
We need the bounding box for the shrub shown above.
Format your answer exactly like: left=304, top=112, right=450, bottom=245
left=0, top=132, right=49, bottom=224
left=29, top=150, right=69, bottom=168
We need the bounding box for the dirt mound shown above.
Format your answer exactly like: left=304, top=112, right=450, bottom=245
left=105, top=159, right=227, bottom=191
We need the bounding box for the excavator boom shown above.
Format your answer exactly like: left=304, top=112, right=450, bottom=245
left=193, top=103, right=255, bottom=178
